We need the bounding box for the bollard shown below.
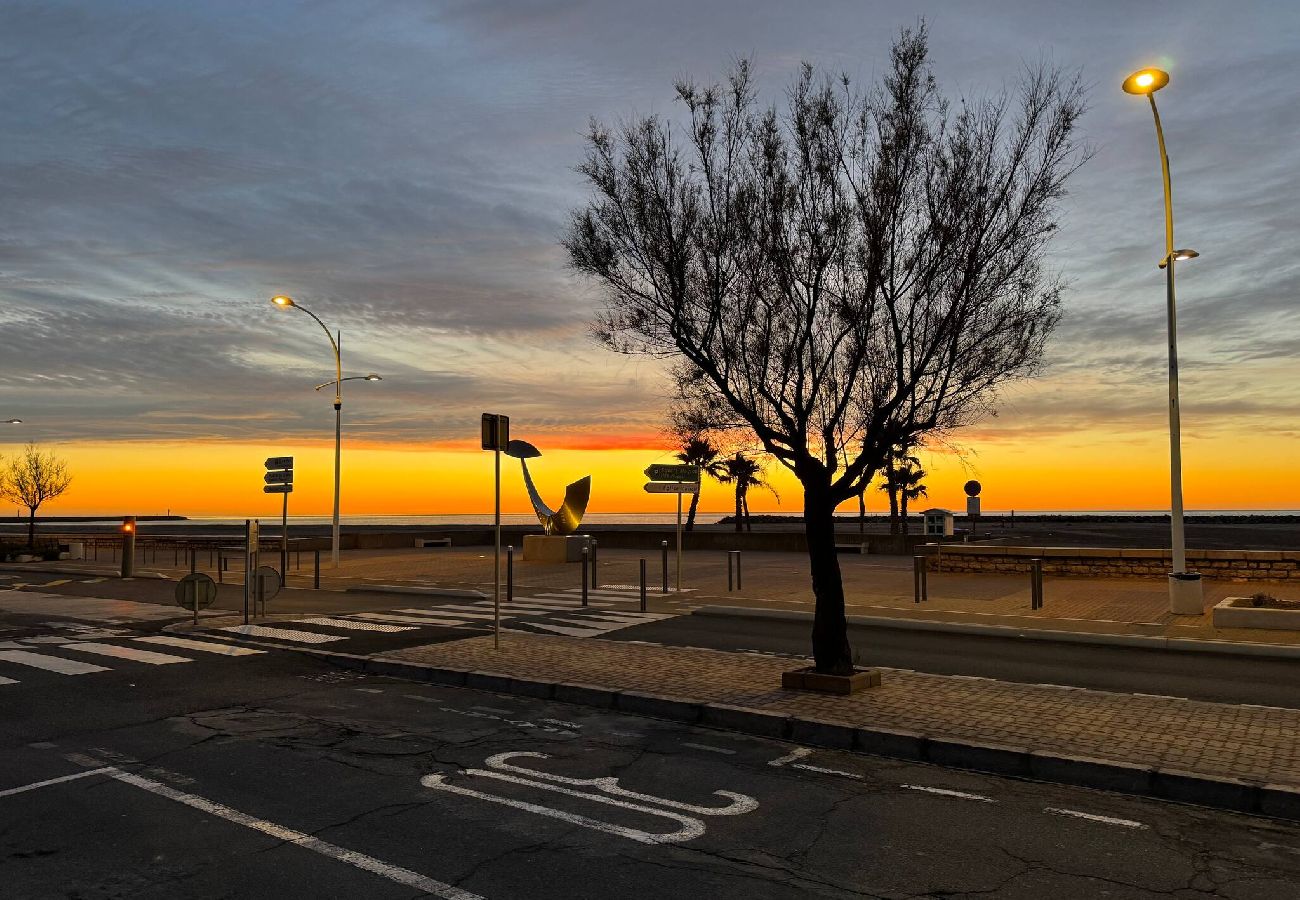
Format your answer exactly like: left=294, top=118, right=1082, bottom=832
left=217, top=551, right=223, bottom=583
left=727, top=551, right=734, bottom=592
left=735, top=550, right=742, bottom=590
left=174, top=544, right=179, bottom=567
left=639, top=558, right=647, bottom=612
left=1031, top=558, right=1044, bottom=610
left=913, top=555, right=928, bottom=603
left=190, top=547, right=197, bottom=574
left=590, top=538, right=598, bottom=589
left=581, top=547, right=589, bottom=606
left=661, top=541, right=669, bottom=594
left=507, top=545, right=514, bottom=602
left=313, top=549, right=320, bottom=589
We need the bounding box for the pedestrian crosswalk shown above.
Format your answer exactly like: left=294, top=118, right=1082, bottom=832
left=205, top=588, right=678, bottom=648
left=0, top=636, right=267, bottom=686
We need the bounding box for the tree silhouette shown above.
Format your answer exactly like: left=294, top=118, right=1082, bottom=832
left=717, top=453, right=778, bottom=532
left=673, top=435, right=727, bottom=531
left=566, top=25, right=1087, bottom=672
left=1, top=444, right=73, bottom=550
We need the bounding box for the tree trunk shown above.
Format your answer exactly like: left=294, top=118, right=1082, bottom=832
left=887, top=484, right=900, bottom=535
left=858, top=492, right=866, bottom=535
left=805, top=477, right=853, bottom=674
left=900, top=492, right=910, bottom=536
left=733, top=484, right=743, bottom=532
left=685, top=490, right=700, bottom=532
left=742, top=492, right=751, bottom=532
left=26, top=507, right=36, bottom=551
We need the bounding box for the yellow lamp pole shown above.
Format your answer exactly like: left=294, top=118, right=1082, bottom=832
left=1122, top=68, right=1202, bottom=614
left=272, top=295, right=380, bottom=569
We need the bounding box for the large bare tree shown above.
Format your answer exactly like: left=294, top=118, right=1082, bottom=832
left=1, top=444, right=73, bottom=550
left=565, top=25, right=1088, bottom=673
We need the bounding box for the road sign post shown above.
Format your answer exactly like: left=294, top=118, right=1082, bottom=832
left=482, top=413, right=510, bottom=650
left=643, top=464, right=699, bottom=592
left=175, top=572, right=217, bottom=627
left=265, top=457, right=294, bottom=579
left=243, top=519, right=259, bottom=625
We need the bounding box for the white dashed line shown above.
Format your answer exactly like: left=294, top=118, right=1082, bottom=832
left=767, top=747, right=813, bottom=767
left=793, top=763, right=862, bottom=779
left=900, top=784, right=995, bottom=802
left=681, top=742, right=737, bottom=755
left=1045, top=807, right=1147, bottom=828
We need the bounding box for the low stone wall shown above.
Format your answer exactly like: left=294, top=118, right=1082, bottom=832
left=925, top=544, right=1300, bottom=582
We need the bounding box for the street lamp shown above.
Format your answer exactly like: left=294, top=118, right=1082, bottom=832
left=271, top=295, right=380, bottom=568
left=1122, top=67, right=1203, bottom=614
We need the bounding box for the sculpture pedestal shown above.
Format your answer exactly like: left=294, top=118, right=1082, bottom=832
left=523, top=534, right=592, bottom=563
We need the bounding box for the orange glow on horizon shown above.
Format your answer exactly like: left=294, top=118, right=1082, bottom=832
left=5, top=428, right=1299, bottom=519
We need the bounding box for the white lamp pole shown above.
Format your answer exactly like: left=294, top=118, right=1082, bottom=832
left=1122, top=68, right=1203, bottom=614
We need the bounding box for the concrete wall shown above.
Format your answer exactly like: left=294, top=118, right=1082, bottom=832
left=925, top=544, right=1300, bottom=581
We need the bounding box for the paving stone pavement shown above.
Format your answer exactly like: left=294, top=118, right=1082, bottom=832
left=386, top=633, right=1300, bottom=788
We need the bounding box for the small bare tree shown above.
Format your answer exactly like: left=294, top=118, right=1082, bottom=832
left=565, top=25, right=1088, bottom=673
left=0, top=444, right=73, bottom=550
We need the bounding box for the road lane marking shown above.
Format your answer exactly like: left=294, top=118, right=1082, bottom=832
left=107, top=769, right=483, bottom=899
left=294, top=617, right=417, bottom=633
left=43, top=579, right=72, bottom=587
left=216, top=625, right=346, bottom=644
left=900, top=784, right=995, bottom=802
left=681, top=742, right=736, bottom=755
left=0, top=675, right=15, bottom=685
left=0, top=767, right=115, bottom=798
left=1045, top=807, right=1147, bottom=828
left=62, top=643, right=193, bottom=665
left=0, top=649, right=110, bottom=675
left=793, top=763, right=862, bottom=779
left=768, top=747, right=814, bottom=767
left=133, top=636, right=265, bottom=656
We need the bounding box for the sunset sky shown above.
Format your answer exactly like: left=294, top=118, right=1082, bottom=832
left=2, top=1, right=1298, bottom=518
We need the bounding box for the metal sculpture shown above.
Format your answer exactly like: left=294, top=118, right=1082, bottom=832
left=505, top=439, right=591, bottom=535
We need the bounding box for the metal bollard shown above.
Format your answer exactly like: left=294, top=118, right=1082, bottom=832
left=661, top=541, right=669, bottom=594
left=1031, top=558, right=1044, bottom=610
left=217, top=551, right=224, bottom=583
left=313, top=549, right=320, bottom=589
left=727, top=551, right=734, bottom=591
left=913, top=555, right=928, bottom=603
left=190, top=547, right=197, bottom=574
left=581, top=547, right=589, bottom=606
left=507, top=545, right=514, bottom=602
left=639, top=558, right=647, bottom=612
left=590, top=538, right=598, bottom=589
left=735, top=550, right=742, bottom=590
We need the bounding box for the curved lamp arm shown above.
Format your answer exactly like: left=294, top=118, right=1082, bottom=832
left=315, top=374, right=383, bottom=392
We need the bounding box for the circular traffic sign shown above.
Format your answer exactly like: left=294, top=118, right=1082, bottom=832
left=175, top=572, right=217, bottom=611
left=255, top=565, right=282, bottom=603
left=964, top=480, right=982, bottom=497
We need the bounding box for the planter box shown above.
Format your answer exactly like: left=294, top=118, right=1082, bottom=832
left=781, top=666, right=881, bottom=694
left=1212, top=598, right=1300, bottom=631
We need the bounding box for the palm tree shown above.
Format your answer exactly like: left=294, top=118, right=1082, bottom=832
left=718, top=453, right=778, bottom=532
left=674, top=436, right=726, bottom=531
left=879, top=445, right=926, bottom=535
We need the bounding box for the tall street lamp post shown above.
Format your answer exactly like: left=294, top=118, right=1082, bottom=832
left=271, top=295, right=380, bottom=569
left=1122, top=68, right=1203, bottom=614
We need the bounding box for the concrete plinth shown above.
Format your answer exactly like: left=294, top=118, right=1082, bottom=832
left=1168, top=572, right=1204, bottom=615
left=523, top=534, right=592, bottom=563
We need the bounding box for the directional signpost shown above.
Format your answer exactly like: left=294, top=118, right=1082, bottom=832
left=644, top=463, right=699, bottom=591
left=264, top=457, right=294, bottom=578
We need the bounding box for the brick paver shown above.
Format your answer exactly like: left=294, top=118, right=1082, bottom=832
left=388, top=633, right=1300, bottom=788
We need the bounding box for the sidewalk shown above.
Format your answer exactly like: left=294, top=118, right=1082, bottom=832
left=354, top=632, right=1300, bottom=818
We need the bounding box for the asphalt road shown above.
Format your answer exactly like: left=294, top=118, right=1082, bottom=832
left=609, top=613, right=1300, bottom=710
left=6, top=610, right=1300, bottom=898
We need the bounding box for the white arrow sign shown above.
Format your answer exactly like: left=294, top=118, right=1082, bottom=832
left=643, top=482, right=699, bottom=494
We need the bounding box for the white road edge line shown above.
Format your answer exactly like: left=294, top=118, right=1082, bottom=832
left=767, top=747, right=813, bottom=767
left=107, top=768, right=485, bottom=899
left=681, top=742, right=737, bottom=755
left=792, top=763, right=862, bottom=780
left=900, top=784, right=995, bottom=802
left=0, top=767, right=115, bottom=799
left=1045, top=807, right=1147, bottom=828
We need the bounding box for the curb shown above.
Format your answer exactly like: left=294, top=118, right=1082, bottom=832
left=290, top=646, right=1300, bottom=823
left=0, top=564, right=165, bottom=580
left=692, top=605, right=1300, bottom=660
left=345, top=584, right=488, bottom=601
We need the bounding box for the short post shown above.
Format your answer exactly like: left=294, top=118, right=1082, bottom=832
left=173, top=543, right=179, bottom=567
left=735, top=550, right=742, bottom=590
left=506, top=545, right=514, bottom=602
left=120, top=516, right=136, bottom=577
left=661, top=540, right=669, bottom=594
left=1031, top=558, right=1043, bottom=610
left=581, top=546, right=589, bottom=607
left=189, top=547, right=196, bottom=574
left=913, top=555, right=928, bottom=603
left=589, top=538, right=598, bottom=589
left=727, top=551, right=734, bottom=591
left=639, top=558, right=647, bottom=612
left=313, top=549, right=321, bottom=589
left=217, top=551, right=223, bottom=584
